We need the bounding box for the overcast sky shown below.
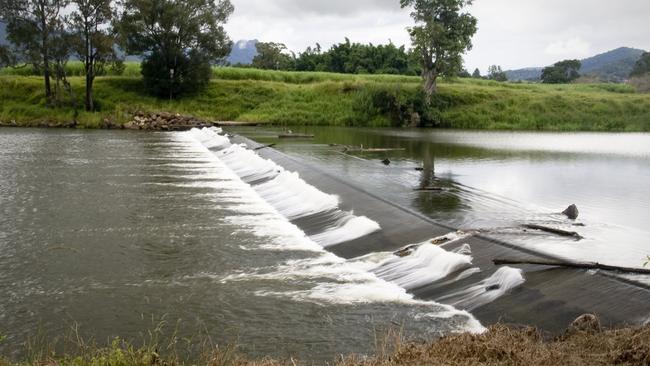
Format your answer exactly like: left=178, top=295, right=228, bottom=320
left=225, top=0, right=650, bottom=72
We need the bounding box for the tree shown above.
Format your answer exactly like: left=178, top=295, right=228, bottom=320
left=541, top=59, right=581, bottom=84
left=630, top=52, right=650, bottom=77
left=400, top=0, right=477, bottom=97
left=69, top=0, right=119, bottom=111
left=116, top=0, right=233, bottom=99
left=487, top=65, right=507, bottom=81
left=0, top=0, right=69, bottom=103
left=471, top=68, right=481, bottom=78
left=252, top=42, right=294, bottom=70
left=457, top=68, right=470, bottom=78
left=0, top=45, right=15, bottom=67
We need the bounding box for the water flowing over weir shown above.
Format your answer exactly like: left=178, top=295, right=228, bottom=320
left=184, top=127, right=528, bottom=322
left=214, top=128, right=650, bottom=334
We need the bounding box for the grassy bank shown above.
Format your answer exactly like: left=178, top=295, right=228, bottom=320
left=1, top=65, right=650, bottom=131
left=2, top=324, right=649, bottom=365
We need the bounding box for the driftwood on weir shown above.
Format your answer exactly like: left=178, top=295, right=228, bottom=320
left=254, top=143, right=276, bottom=151
left=523, top=224, right=583, bottom=239
left=493, top=258, right=650, bottom=275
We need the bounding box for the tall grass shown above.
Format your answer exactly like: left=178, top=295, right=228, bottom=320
left=1, top=68, right=650, bottom=131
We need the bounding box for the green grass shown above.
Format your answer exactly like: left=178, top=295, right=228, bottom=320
left=1, top=65, right=650, bottom=131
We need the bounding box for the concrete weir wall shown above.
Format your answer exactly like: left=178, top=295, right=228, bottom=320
left=231, top=135, right=650, bottom=334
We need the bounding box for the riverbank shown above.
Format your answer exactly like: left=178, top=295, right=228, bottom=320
left=2, top=320, right=648, bottom=365
left=1, top=67, right=650, bottom=131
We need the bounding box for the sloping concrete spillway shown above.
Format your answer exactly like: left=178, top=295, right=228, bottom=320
left=217, top=131, right=650, bottom=334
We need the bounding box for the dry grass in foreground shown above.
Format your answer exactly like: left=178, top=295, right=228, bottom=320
left=1, top=321, right=649, bottom=366
left=344, top=323, right=650, bottom=366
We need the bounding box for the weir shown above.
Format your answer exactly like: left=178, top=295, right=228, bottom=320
left=197, top=129, right=650, bottom=334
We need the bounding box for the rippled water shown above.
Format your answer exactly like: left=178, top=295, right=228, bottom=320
left=2, top=127, right=649, bottom=362
left=231, top=127, right=650, bottom=273
left=0, top=129, right=479, bottom=363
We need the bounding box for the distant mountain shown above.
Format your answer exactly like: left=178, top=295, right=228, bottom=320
left=504, top=67, right=543, bottom=82
left=506, top=47, right=647, bottom=82
left=580, top=47, right=646, bottom=82
left=227, top=40, right=257, bottom=65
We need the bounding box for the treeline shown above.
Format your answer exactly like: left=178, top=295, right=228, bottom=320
left=246, top=39, right=421, bottom=76
left=0, top=0, right=234, bottom=112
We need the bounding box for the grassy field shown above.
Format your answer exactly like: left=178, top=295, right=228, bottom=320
left=1, top=63, right=650, bottom=131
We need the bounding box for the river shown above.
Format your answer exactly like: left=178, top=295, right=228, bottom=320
left=0, top=127, right=649, bottom=362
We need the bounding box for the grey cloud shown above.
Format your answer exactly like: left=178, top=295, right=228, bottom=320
left=226, top=0, right=650, bottom=72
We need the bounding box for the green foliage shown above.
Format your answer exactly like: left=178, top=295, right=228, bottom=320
left=0, top=0, right=69, bottom=101
left=1, top=71, right=650, bottom=131
left=630, top=52, right=650, bottom=77
left=141, top=49, right=212, bottom=99
left=242, top=38, right=418, bottom=76
left=68, top=0, right=118, bottom=111
left=251, top=42, right=294, bottom=70
left=400, top=0, right=478, bottom=95
left=354, top=83, right=433, bottom=127
left=487, top=65, right=507, bottom=82
left=116, top=0, right=234, bottom=99
left=471, top=68, right=481, bottom=78
left=542, top=59, right=582, bottom=84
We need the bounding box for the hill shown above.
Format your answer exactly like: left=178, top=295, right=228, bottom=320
left=506, top=47, right=647, bottom=82
left=227, top=39, right=257, bottom=65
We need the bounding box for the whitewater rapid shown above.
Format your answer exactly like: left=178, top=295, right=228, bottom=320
left=181, top=127, right=527, bottom=333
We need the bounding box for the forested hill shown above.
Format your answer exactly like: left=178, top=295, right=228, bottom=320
left=506, top=47, right=647, bottom=82
left=227, top=40, right=258, bottom=65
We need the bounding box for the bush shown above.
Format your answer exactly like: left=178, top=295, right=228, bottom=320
left=353, top=84, right=436, bottom=127
left=141, top=50, right=212, bottom=99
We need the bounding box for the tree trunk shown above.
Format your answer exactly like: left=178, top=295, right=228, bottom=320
left=423, top=68, right=438, bottom=98
left=85, top=72, right=94, bottom=112
left=42, top=34, right=52, bottom=103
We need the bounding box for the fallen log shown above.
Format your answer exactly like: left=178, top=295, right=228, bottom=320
left=345, top=148, right=406, bottom=152
left=254, top=143, right=276, bottom=151
left=493, top=258, right=650, bottom=275
left=523, top=224, right=583, bottom=239
left=278, top=133, right=314, bottom=139
left=414, top=187, right=444, bottom=192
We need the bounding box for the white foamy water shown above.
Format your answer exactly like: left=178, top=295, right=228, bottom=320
left=436, top=267, right=526, bottom=311
left=181, top=128, right=529, bottom=334
left=255, top=171, right=340, bottom=220
left=372, top=243, right=474, bottom=290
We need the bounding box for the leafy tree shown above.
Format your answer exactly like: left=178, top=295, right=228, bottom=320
left=487, top=65, right=507, bottom=81
left=68, top=0, right=119, bottom=111
left=116, top=0, right=233, bottom=99
left=541, top=59, right=581, bottom=84
left=400, top=0, right=477, bottom=97
left=252, top=42, right=294, bottom=70
left=0, top=45, right=14, bottom=66
left=471, top=68, right=481, bottom=78
left=0, top=0, right=69, bottom=103
left=457, top=68, right=470, bottom=78
left=630, top=52, right=650, bottom=77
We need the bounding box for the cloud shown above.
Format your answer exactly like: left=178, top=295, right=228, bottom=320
left=545, top=37, right=591, bottom=57
left=225, top=0, right=650, bottom=73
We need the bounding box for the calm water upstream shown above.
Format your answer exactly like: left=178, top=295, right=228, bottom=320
left=1, top=127, right=649, bottom=362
